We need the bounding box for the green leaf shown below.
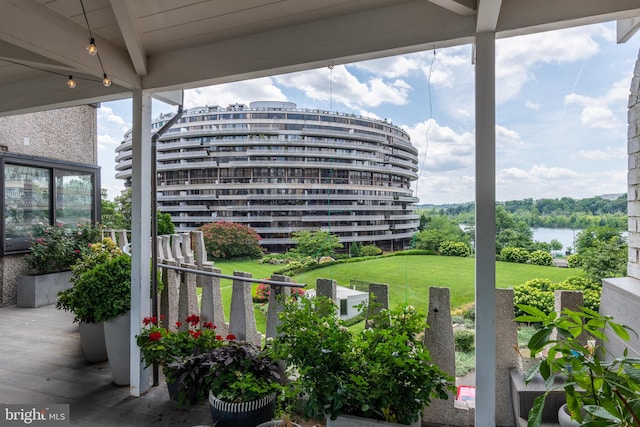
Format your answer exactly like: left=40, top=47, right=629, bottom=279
left=517, top=305, right=548, bottom=321
left=528, top=328, right=553, bottom=353
left=583, top=405, right=621, bottom=423
left=608, top=322, right=630, bottom=341
left=527, top=394, right=546, bottom=427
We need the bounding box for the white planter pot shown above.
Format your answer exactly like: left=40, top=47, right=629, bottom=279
left=17, top=271, right=73, bottom=308
left=79, top=321, right=108, bottom=363
left=104, top=311, right=130, bottom=385
left=558, top=404, right=580, bottom=427
left=326, top=414, right=421, bottom=427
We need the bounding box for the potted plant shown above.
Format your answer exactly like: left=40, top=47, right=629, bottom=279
left=56, top=238, right=123, bottom=363
left=17, top=222, right=102, bottom=308
left=70, top=253, right=132, bottom=385
left=136, top=314, right=222, bottom=405
left=273, top=296, right=453, bottom=426
left=202, top=339, right=282, bottom=427
left=516, top=304, right=640, bottom=427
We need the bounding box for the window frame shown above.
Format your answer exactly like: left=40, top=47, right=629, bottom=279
left=1, top=153, right=101, bottom=255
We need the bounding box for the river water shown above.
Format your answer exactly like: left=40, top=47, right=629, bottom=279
left=531, top=227, right=580, bottom=252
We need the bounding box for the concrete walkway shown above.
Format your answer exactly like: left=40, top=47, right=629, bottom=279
left=0, top=304, right=212, bottom=426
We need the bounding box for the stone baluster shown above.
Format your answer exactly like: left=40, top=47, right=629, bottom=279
left=266, top=275, right=291, bottom=339
left=161, top=236, right=173, bottom=262
left=316, top=278, right=337, bottom=303
left=160, top=259, right=180, bottom=331
left=496, top=288, right=519, bottom=427
left=177, top=262, right=199, bottom=330
left=170, top=234, right=184, bottom=264
left=366, top=283, right=389, bottom=327
left=200, top=264, right=228, bottom=336
left=117, top=230, right=128, bottom=251
left=180, top=232, right=194, bottom=264
left=229, top=271, right=261, bottom=346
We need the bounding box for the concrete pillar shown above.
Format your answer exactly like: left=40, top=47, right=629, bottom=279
left=266, top=274, right=291, bottom=339
left=423, top=287, right=456, bottom=424
left=180, top=233, right=194, bottom=264
left=170, top=234, right=184, bottom=264
left=552, top=290, right=585, bottom=345
left=129, top=89, right=152, bottom=396
left=161, top=235, right=173, bottom=261
left=366, top=283, right=389, bottom=326
left=177, top=262, right=199, bottom=329
left=495, top=289, right=519, bottom=426
left=200, top=265, right=228, bottom=337
left=160, top=259, right=180, bottom=332
left=229, top=271, right=261, bottom=346
left=475, top=31, right=497, bottom=426
left=316, top=278, right=337, bottom=303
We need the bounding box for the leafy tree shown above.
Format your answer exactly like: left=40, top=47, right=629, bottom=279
left=291, top=230, right=343, bottom=258
left=580, top=237, right=627, bottom=280
left=349, top=242, right=361, bottom=258
left=574, top=226, right=624, bottom=254
left=157, top=212, right=175, bottom=235
left=199, top=221, right=264, bottom=259
left=496, top=206, right=534, bottom=253
left=360, top=244, right=382, bottom=257
left=415, top=216, right=469, bottom=252
left=550, top=239, right=563, bottom=253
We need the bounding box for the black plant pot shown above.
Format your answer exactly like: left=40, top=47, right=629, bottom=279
left=209, top=391, right=276, bottom=427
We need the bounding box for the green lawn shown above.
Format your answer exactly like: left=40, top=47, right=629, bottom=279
left=214, top=255, right=579, bottom=310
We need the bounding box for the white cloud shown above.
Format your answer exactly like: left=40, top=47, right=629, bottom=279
left=499, top=164, right=580, bottom=183
left=525, top=100, right=540, bottom=110
left=98, top=106, right=127, bottom=126
left=97, top=134, right=119, bottom=150
left=495, top=25, right=605, bottom=103
left=578, top=146, right=626, bottom=160
left=496, top=125, right=524, bottom=149
left=184, top=78, right=287, bottom=108
left=564, top=77, right=629, bottom=129
left=275, top=65, right=411, bottom=110
left=351, top=55, right=421, bottom=78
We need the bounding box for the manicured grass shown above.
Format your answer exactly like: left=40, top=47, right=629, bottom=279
left=217, top=255, right=580, bottom=310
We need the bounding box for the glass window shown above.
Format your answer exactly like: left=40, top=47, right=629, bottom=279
left=55, top=170, right=94, bottom=227
left=2, top=157, right=99, bottom=254
left=4, top=165, right=51, bottom=251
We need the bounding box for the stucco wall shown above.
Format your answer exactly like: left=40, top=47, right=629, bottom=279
left=0, top=105, right=97, bottom=306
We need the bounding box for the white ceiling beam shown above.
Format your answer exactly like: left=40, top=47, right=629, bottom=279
left=617, top=17, right=640, bottom=43
left=110, top=0, right=148, bottom=76
left=428, top=0, right=476, bottom=17
left=497, top=0, right=640, bottom=37
left=0, top=73, right=130, bottom=117
left=476, top=0, right=502, bottom=32
left=143, top=1, right=476, bottom=91
left=0, top=0, right=140, bottom=88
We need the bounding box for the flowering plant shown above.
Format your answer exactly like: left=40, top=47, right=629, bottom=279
left=204, top=340, right=281, bottom=403
left=274, top=296, right=453, bottom=425
left=26, top=222, right=102, bottom=274
left=136, top=314, right=223, bottom=368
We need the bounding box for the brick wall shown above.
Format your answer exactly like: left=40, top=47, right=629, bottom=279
left=629, top=50, right=640, bottom=279
left=0, top=105, right=97, bottom=306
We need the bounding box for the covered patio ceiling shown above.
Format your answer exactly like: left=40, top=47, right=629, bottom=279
left=0, top=0, right=639, bottom=116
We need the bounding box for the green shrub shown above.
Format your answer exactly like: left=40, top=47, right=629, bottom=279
left=567, top=254, right=582, bottom=268
left=360, top=245, right=382, bottom=257
left=500, top=247, right=530, bottom=263
left=439, top=241, right=471, bottom=257
left=454, top=329, right=475, bottom=352
left=529, top=250, right=553, bottom=266
left=513, top=275, right=601, bottom=317
left=199, top=221, right=264, bottom=259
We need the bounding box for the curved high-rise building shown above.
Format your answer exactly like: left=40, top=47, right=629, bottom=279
left=115, top=101, right=419, bottom=252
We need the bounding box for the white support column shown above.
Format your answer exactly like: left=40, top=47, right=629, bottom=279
left=474, top=31, right=497, bottom=427
left=130, top=89, right=152, bottom=396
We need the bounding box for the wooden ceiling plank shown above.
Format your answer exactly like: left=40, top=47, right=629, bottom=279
left=110, top=0, right=148, bottom=76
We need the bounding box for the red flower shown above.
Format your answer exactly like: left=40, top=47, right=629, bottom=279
left=175, top=321, right=182, bottom=328
left=226, top=334, right=237, bottom=340
left=143, top=316, right=158, bottom=326
left=203, top=321, right=215, bottom=329
left=185, top=314, right=200, bottom=326
left=74, top=249, right=80, bottom=254
left=215, top=335, right=223, bottom=341
left=149, top=332, right=162, bottom=341
left=190, top=330, right=202, bottom=339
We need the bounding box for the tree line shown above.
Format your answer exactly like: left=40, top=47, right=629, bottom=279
left=419, top=194, right=627, bottom=230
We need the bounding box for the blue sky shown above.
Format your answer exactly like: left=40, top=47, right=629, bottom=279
left=97, top=22, right=640, bottom=205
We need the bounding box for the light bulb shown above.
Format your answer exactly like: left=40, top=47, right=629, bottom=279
left=87, top=38, right=97, bottom=56
left=67, top=76, right=76, bottom=89
left=102, top=74, right=112, bottom=87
